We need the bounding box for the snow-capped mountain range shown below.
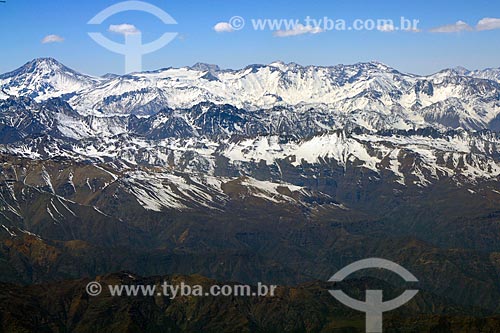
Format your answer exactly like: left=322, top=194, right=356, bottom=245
left=1, top=58, right=500, bottom=130
left=1, top=58, right=500, bottom=212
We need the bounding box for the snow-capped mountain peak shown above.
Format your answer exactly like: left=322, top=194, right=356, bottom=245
left=0, top=58, right=102, bottom=101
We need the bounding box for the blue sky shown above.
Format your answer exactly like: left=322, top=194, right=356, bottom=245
left=1, top=0, right=500, bottom=75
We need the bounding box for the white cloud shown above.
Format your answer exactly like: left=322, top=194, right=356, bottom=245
left=41, top=34, right=64, bottom=44
left=378, top=24, right=395, bottom=32
left=109, top=24, right=140, bottom=36
left=273, top=24, right=324, bottom=37
left=377, top=24, right=420, bottom=33
left=213, top=22, right=234, bottom=33
left=429, top=20, right=473, bottom=33
left=476, top=17, right=500, bottom=31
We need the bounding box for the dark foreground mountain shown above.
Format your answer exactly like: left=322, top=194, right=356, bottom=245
left=1, top=271, right=499, bottom=333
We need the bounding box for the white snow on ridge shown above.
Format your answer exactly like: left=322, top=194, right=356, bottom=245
left=0, top=90, right=9, bottom=100
left=121, top=171, right=226, bottom=211
left=240, top=177, right=306, bottom=203
left=223, top=133, right=379, bottom=170
left=121, top=169, right=310, bottom=211
left=1, top=225, right=16, bottom=237
left=41, top=167, right=55, bottom=193
left=223, top=132, right=500, bottom=185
